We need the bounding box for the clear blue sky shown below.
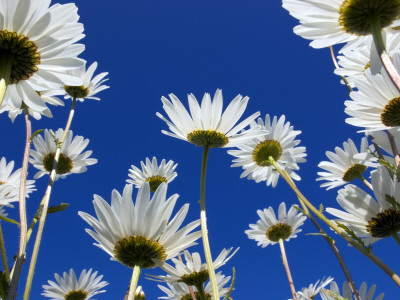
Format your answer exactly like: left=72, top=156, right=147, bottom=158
left=1, top=0, right=398, bottom=299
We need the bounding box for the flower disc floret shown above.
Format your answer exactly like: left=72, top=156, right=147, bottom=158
left=146, top=175, right=168, bottom=193
left=64, top=85, right=90, bottom=99
left=366, top=208, right=400, bottom=238
left=113, top=235, right=167, bottom=268
left=252, top=140, right=282, bottom=167
left=339, top=0, right=400, bottom=35
left=180, top=270, right=209, bottom=286
left=381, top=97, right=400, bottom=127
left=43, top=153, right=73, bottom=174
left=266, top=223, right=293, bottom=242
left=64, top=290, right=87, bottom=300
left=0, top=30, right=40, bottom=84
left=342, top=163, right=367, bottom=182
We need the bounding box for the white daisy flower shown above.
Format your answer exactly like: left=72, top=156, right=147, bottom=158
left=127, top=157, right=178, bottom=192
left=321, top=281, right=384, bottom=300
left=157, top=89, right=265, bottom=148
left=228, top=114, right=307, bottom=188
left=42, top=268, right=108, bottom=300
left=150, top=247, right=239, bottom=287
left=316, top=137, right=376, bottom=190
left=64, top=61, right=109, bottom=102
left=345, top=53, right=400, bottom=131
left=326, top=166, right=400, bottom=244
left=0, top=0, right=85, bottom=118
left=245, top=202, right=307, bottom=247
left=29, top=129, right=97, bottom=180
left=0, top=156, right=36, bottom=206
left=282, top=0, right=400, bottom=50
left=78, top=183, right=201, bottom=269
left=292, top=277, right=334, bottom=300
left=158, top=271, right=231, bottom=300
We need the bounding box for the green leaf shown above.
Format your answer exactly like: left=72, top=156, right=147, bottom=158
left=0, top=215, right=19, bottom=226
left=30, top=129, right=43, bottom=142
left=34, top=203, right=69, bottom=220
left=337, top=222, right=372, bottom=252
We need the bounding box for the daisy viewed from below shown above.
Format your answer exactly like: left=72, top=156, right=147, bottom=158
left=326, top=166, right=400, bottom=244
left=317, top=137, right=376, bottom=190
left=345, top=54, right=400, bottom=131
left=282, top=0, right=400, bottom=50
left=42, top=268, right=108, bottom=300
left=0, top=156, right=36, bottom=205
left=245, top=202, right=307, bottom=247
left=292, top=277, right=334, bottom=300
left=321, top=281, right=384, bottom=300
left=150, top=247, right=239, bottom=287
left=228, top=114, right=306, bottom=188
left=29, top=129, right=97, bottom=180
left=78, top=183, right=201, bottom=270
left=127, top=157, right=178, bottom=192
left=157, top=89, right=265, bottom=148
left=64, top=61, right=109, bottom=101
left=158, top=271, right=231, bottom=300
left=0, top=0, right=85, bottom=117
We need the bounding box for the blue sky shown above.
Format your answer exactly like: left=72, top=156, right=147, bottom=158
left=1, top=0, right=399, bottom=299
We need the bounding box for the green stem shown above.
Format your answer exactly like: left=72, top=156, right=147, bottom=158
left=0, top=221, right=9, bottom=281
left=392, top=232, right=400, bottom=247
left=127, top=265, right=141, bottom=300
left=0, top=53, right=13, bottom=107
left=268, top=156, right=400, bottom=287
left=358, top=175, right=373, bottom=191
left=194, top=283, right=207, bottom=300
left=370, top=14, right=400, bottom=93
left=278, top=239, right=297, bottom=300
left=22, top=98, right=77, bottom=300
left=199, top=145, right=219, bottom=300
left=7, top=108, right=31, bottom=300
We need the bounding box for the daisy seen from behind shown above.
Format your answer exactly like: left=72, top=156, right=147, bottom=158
left=29, top=129, right=97, bottom=180
left=326, top=166, right=400, bottom=244
left=42, top=268, right=108, bottom=300
left=78, top=183, right=201, bottom=297
left=246, top=202, right=307, bottom=247
left=150, top=247, right=238, bottom=288
left=292, top=277, right=334, bottom=300
left=127, top=157, right=178, bottom=192
left=64, top=61, right=109, bottom=101
left=157, top=89, right=264, bottom=148
left=317, top=137, right=376, bottom=190
left=228, top=114, right=306, bottom=188
left=0, top=0, right=85, bottom=117
left=321, top=281, right=384, bottom=300
left=158, top=271, right=231, bottom=300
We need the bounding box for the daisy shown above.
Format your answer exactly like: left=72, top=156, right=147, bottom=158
left=345, top=53, right=400, bottom=131
left=326, top=166, right=400, bottom=244
left=282, top=0, right=400, bottom=50
left=158, top=271, right=231, bottom=300
left=292, top=277, right=334, bottom=300
left=127, top=157, right=178, bottom=192
left=228, top=114, right=307, bottom=188
left=0, top=157, right=36, bottom=205
left=316, top=137, right=376, bottom=190
left=321, top=281, right=384, bottom=300
left=157, top=89, right=264, bottom=148
left=0, top=0, right=85, bottom=117
left=134, top=286, right=145, bottom=300
left=64, top=61, right=109, bottom=102
left=150, top=247, right=239, bottom=287
left=78, top=182, right=201, bottom=269
left=29, top=129, right=97, bottom=180
left=42, top=268, right=108, bottom=300
left=245, top=202, right=307, bottom=247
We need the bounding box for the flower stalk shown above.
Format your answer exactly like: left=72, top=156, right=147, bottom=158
left=199, top=145, right=219, bottom=300
left=278, top=239, right=296, bottom=300
left=0, top=222, right=9, bottom=281
left=127, top=265, right=141, bottom=300
left=22, top=98, right=77, bottom=300
left=0, top=53, right=13, bottom=107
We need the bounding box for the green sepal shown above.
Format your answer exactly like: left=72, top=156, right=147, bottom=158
left=385, top=194, right=400, bottom=210
left=30, top=129, right=43, bottom=142
left=0, top=215, right=19, bottom=226
left=336, top=222, right=372, bottom=252
left=321, top=288, right=348, bottom=300
left=0, top=270, right=10, bottom=299
left=223, top=267, right=235, bottom=300
left=34, top=203, right=69, bottom=219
